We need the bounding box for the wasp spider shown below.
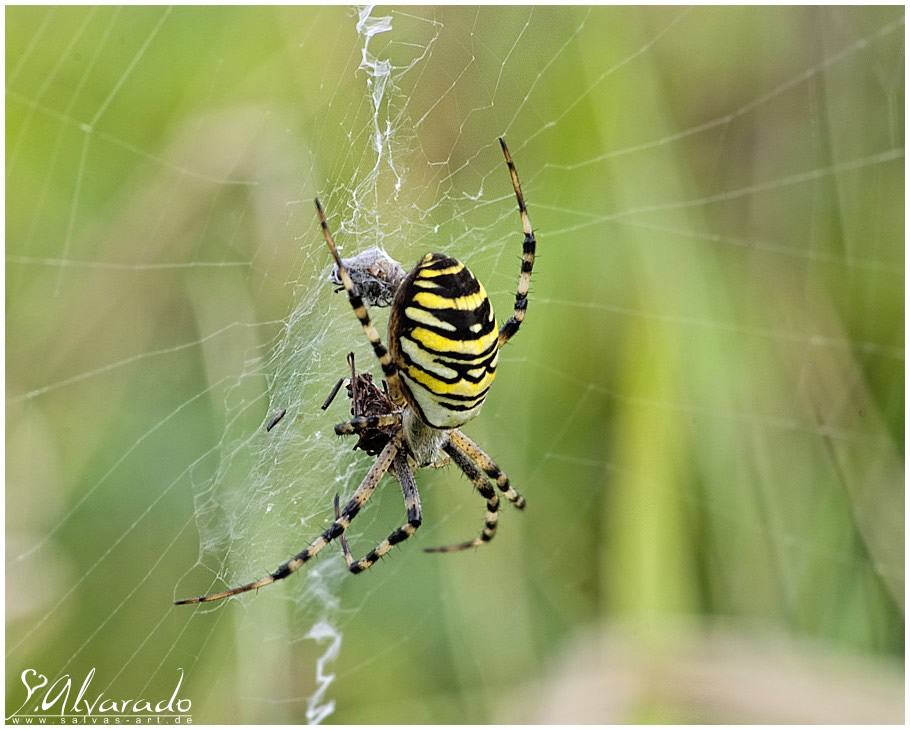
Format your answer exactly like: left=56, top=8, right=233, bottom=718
left=175, top=138, right=535, bottom=605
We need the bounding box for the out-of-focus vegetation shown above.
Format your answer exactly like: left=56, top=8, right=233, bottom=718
left=7, top=6, right=903, bottom=723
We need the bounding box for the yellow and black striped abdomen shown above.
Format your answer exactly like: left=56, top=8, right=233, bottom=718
left=389, top=253, right=498, bottom=429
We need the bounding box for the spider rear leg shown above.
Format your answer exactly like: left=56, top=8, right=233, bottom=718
left=449, top=429, right=525, bottom=508
left=344, top=451, right=423, bottom=573
left=424, top=440, right=501, bottom=553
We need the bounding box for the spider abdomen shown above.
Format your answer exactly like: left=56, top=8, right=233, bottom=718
left=389, top=253, right=499, bottom=429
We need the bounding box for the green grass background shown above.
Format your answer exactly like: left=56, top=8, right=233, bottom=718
left=7, top=6, right=904, bottom=723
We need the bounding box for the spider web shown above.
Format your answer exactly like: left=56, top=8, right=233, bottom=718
left=6, top=6, right=904, bottom=724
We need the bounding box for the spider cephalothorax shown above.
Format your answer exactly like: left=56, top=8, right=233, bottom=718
left=176, top=138, right=534, bottom=604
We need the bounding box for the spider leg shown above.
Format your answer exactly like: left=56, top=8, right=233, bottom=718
left=424, top=439, right=500, bottom=553
left=174, top=435, right=401, bottom=605
left=448, top=428, right=525, bottom=508
left=315, top=199, right=405, bottom=405
left=333, top=493, right=353, bottom=564
left=497, top=138, right=536, bottom=350
left=334, top=413, right=401, bottom=435
left=344, top=450, right=422, bottom=573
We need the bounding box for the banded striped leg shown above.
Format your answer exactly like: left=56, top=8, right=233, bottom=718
left=174, top=435, right=401, bottom=605
left=333, top=493, right=353, bottom=565
left=424, top=440, right=500, bottom=553
left=316, top=199, right=405, bottom=405
left=333, top=413, right=401, bottom=436
left=344, top=451, right=423, bottom=573
left=497, top=137, right=536, bottom=349
left=449, top=428, right=526, bottom=509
